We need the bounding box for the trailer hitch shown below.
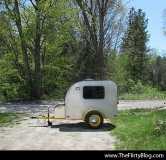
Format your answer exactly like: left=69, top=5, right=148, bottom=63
left=47, top=103, right=65, bottom=127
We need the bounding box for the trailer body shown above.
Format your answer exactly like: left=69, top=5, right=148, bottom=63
left=65, top=80, right=118, bottom=120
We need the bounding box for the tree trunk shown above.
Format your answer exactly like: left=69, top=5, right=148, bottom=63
left=14, top=0, right=33, bottom=98
left=32, top=0, right=42, bottom=99
left=96, top=1, right=105, bottom=79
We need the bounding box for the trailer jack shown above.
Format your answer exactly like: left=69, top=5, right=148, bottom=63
left=47, top=106, right=52, bottom=126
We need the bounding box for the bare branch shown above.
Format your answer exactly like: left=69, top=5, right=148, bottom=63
left=29, top=0, right=38, bottom=10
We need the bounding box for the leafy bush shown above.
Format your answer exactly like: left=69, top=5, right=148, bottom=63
left=153, top=120, right=166, bottom=136
left=0, top=54, right=23, bottom=101
left=42, top=55, right=74, bottom=99
left=131, top=80, right=144, bottom=94
left=126, top=79, right=144, bottom=94
left=119, top=84, right=166, bottom=100
left=127, top=79, right=135, bottom=91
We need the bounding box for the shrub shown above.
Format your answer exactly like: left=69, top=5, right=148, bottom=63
left=0, top=53, right=26, bottom=101
left=131, top=80, right=144, bottom=94
left=153, top=120, right=166, bottom=136
left=127, top=79, right=144, bottom=94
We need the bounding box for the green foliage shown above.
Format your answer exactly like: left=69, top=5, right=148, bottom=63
left=112, top=109, right=166, bottom=150
left=120, top=85, right=166, bottom=100
left=152, top=56, right=166, bottom=90
left=0, top=0, right=78, bottom=101
left=128, top=79, right=144, bottom=94
left=39, top=0, right=78, bottom=99
left=74, top=40, right=96, bottom=80
left=107, top=53, right=129, bottom=89
left=43, top=56, right=74, bottom=99
left=0, top=53, right=25, bottom=101
left=0, top=112, right=24, bottom=126
left=121, top=8, right=149, bottom=81
left=153, top=120, right=166, bottom=136
left=0, top=2, right=166, bottom=102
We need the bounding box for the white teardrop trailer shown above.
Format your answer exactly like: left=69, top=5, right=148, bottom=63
left=47, top=80, right=118, bottom=128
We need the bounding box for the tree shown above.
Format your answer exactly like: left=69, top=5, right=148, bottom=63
left=121, top=7, right=149, bottom=82
left=75, top=0, right=125, bottom=79
left=1, top=0, right=49, bottom=98
left=153, top=56, right=166, bottom=90
left=0, top=0, right=78, bottom=100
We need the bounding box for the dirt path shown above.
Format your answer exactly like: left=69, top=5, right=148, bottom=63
left=118, top=100, right=166, bottom=110
left=1, top=100, right=166, bottom=113
left=0, top=118, right=115, bottom=150
left=0, top=100, right=166, bottom=150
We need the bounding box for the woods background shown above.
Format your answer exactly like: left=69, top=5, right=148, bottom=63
left=0, top=0, right=166, bottom=101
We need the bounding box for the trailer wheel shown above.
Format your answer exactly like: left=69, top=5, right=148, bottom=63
left=85, top=111, right=103, bottom=129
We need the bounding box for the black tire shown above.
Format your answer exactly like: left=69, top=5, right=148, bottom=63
left=85, top=111, right=103, bottom=129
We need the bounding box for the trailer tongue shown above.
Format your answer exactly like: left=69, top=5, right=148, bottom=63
left=47, top=103, right=65, bottom=126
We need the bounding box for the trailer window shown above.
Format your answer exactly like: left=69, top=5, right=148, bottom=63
left=83, top=86, right=105, bottom=99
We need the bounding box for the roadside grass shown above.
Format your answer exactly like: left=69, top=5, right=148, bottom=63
left=111, top=109, right=166, bottom=150
left=119, top=86, right=166, bottom=100
left=0, top=112, right=24, bottom=127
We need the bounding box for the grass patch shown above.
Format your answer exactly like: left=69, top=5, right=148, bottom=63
left=112, top=109, right=166, bottom=150
left=0, top=112, right=24, bottom=127
left=119, top=86, right=166, bottom=100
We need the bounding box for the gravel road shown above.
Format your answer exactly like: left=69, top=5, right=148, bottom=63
left=1, top=100, right=166, bottom=113
left=118, top=100, right=166, bottom=110
left=0, top=118, right=116, bottom=150
left=0, top=100, right=166, bottom=150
